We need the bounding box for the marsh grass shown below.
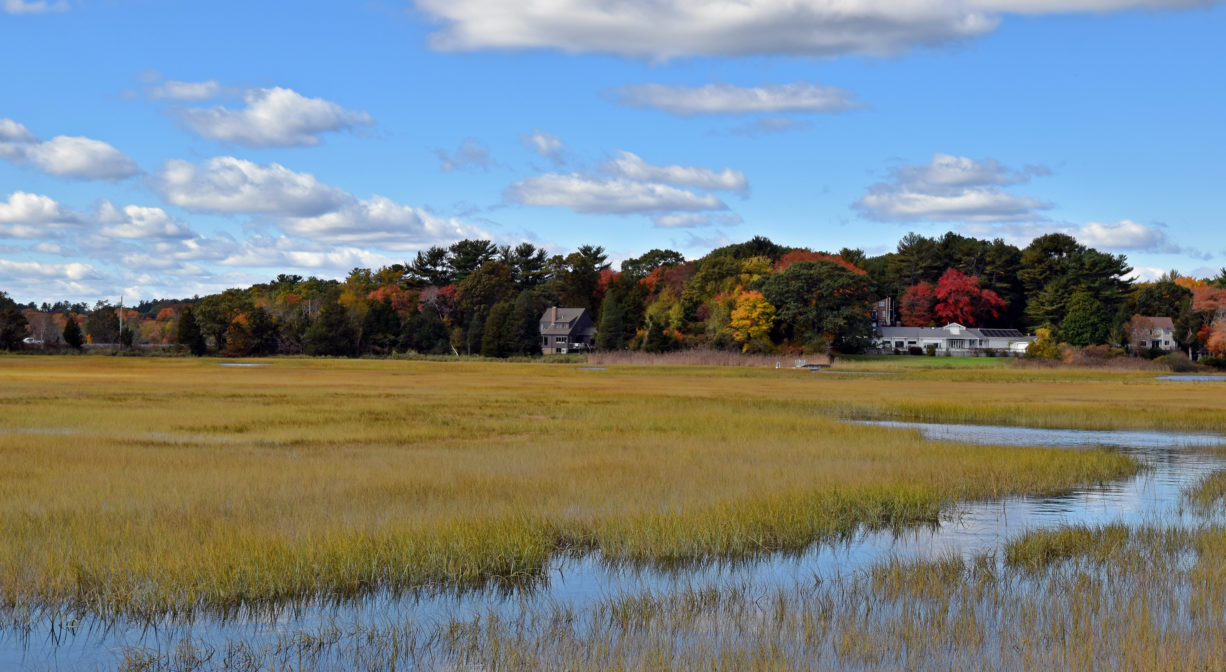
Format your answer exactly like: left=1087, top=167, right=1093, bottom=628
left=1, top=356, right=1209, bottom=622
left=1183, top=469, right=1226, bottom=513
left=107, top=523, right=1226, bottom=672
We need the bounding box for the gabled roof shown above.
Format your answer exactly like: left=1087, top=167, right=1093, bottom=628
left=540, top=307, right=595, bottom=336
left=1140, top=316, right=1175, bottom=331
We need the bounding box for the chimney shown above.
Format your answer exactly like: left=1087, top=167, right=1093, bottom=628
left=552, top=306, right=558, bottom=324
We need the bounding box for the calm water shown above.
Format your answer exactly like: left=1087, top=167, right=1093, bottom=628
left=9, top=421, right=1226, bottom=670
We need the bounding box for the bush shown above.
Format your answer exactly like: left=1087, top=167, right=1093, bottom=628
left=924, top=344, right=937, bottom=357
left=1156, top=351, right=1198, bottom=372
left=1201, top=356, right=1226, bottom=370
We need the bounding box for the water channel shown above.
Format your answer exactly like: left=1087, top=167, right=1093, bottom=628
left=7, top=421, right=1226, bottom=670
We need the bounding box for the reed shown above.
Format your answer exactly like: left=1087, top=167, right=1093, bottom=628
left=2, top=355, right=1206, bottom=622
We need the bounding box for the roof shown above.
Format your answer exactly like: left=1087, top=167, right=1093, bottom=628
left=540, top=307, right=595, bottom=336
left=978, top=328, right=1027, bottom=338
left=878, top=324, right=1031, bottom=341
left=1139, top=316, right=1175, bottom=331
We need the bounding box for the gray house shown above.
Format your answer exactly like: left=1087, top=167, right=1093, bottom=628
left=874, top=323, right=1033, bottom=356
left=540, top=307, right=596, bottom=354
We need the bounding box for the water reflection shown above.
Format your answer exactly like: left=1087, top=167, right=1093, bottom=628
left=7, top=421, right=1226, bottom=670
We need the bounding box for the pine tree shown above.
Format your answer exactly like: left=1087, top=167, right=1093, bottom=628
left=176, top=306, right=207, bottom=356
left=61, top=316, right=84, bottom=350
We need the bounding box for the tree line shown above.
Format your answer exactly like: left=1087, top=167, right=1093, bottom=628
left=3, top=232, right=1226, bottom=357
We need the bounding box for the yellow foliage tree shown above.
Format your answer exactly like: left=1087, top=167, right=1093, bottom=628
left=730, top=291, right=776, bottom=353
left=1025, top=327, right=1060, bottom=359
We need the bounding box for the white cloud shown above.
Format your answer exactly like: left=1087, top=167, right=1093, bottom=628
left=415, top=0, right=1212, bottom=59
left=1126, top=266, right=1169, bottom=283
left=212, top=235, right=398, bottom=272
left=521, top=130, right=565, bottom=164
left=0, top=191, right=79, bottom=225
left=0, top=118, right=36, bottom=143
left=151, top=157, right=349, bottom=217
left=507, top=174, right=726, bottom=214
left=854, top=153, right=1051, bottom=223
left=95, top=201, right=194, bottom=240
left=150, top=79, right=221, bottom=101
left=0, top=191, right=81, bottom=238
left=436, top=137, right=494, bottom=172
left=0, top=259, right=98, bottom=282
left=151, top=156, right=487, bottom=251
left=24, top=136, right=141, bottom=181
left=611, top=82, right=862, bottom=116
left=175, top=86, right=374, bottom=148
left=604, top=151, right=748, bottom=193
left=652, top=212, right=744, bottom=228
left=2, top=0, right=68, bottom=14
left=0, top=119, right=140, bottom=181
left=280, top=196, right=490, bottom=249
left=1075, top=219, right=1194, bottom=255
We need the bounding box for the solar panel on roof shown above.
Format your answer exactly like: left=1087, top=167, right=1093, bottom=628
left=979, top=329, right=1024, bottom=338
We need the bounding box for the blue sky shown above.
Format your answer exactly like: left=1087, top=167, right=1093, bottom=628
left=1, top=0, right=1223, bottom=304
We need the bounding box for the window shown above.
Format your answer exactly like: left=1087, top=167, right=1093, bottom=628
left=555, top=336, right=567, bottom=343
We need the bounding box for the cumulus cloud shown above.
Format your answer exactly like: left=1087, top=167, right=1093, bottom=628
left=280, top=196, right=490, bottom=249
left=151, top=157, right=350, bottom=217
left=0, top=191, right=81, bottom=231
left=507, top=174, right=726, bottom=214
left=0, top=259, right=98, bottom=282
left=0, top=118, right=140, bottom=181
left=1075, top=219, right=1197, bottom=256
left=415, top=0, right=1212, bottom=59
left=604, top=151, right=748, bottom=193
left=854, top=153, right=1051, bottom=223
left=175, top=87, right=374, bottom=148
left=150, top=79, right=222, bottom=101
left=611, top=82, right=862, bottom=116
left=2, top=0, right=68, bottom=14
left=150, top=156, right=488, bottom=251
left=95, top=201, right=194, bottom=240
left=435, top=137, right=494, bottom=172
left=652, top=212, right=744, bottom=228
left=521, top=129, right=565, bottom=163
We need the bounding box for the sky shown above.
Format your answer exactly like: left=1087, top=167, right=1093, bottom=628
left=1, top=0, right=1223, bottom=305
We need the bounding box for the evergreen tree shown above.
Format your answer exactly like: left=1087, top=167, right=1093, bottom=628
left=480, top=301, right=512, bottom=357
left=176, top=306, right=207, bottom=356
left=84, top=301, right=120, bottom=344
left=503, top=289, right=545, bottom=356
left=1060, top=290, right=1110, bottom=346
left=359, top=298, right=401, bottom=354
left=398, top=309, right=451, bottom=354
left=0, top=292, right=28, bottom=350
left=596, top=284, right=626, bottom=350
left=61, top=316, right=84, bottom=350
left=304, top=298, right=358, bottom=357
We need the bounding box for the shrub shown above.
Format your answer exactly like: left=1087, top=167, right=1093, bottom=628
left=1201, top=356, right=1226, bottom=370
left=1157, top=351, right=1198, bottom=373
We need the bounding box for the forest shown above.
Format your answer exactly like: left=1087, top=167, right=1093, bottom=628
left=2, top=231, right=1226, bottom=358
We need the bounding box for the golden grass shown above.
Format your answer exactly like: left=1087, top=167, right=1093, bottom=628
left=119, top=525, right=1226, bottom=672
left=2, top=355, right=1213, bottom=620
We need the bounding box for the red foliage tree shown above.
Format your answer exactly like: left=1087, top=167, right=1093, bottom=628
left=774, top=250, right=866, bottom=275
left=899, top=282, right=937, bottom=327
left=595, top=268, right=621, bottom=301
left=932, top=268, right=1006, bottom=326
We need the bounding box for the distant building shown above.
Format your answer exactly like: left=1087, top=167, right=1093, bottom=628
left=539, top=307, right=596, bottom=354
left=1129, top=315, right=1177, bottom=352
left=872, top=297, right=894, bottom=330
left=874, top=323, right=1034, bottom=356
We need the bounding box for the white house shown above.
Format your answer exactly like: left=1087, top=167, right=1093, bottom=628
left=874, top=323, right=1034, bottom=355
left=1129, top=315, right=1177, bottom=352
